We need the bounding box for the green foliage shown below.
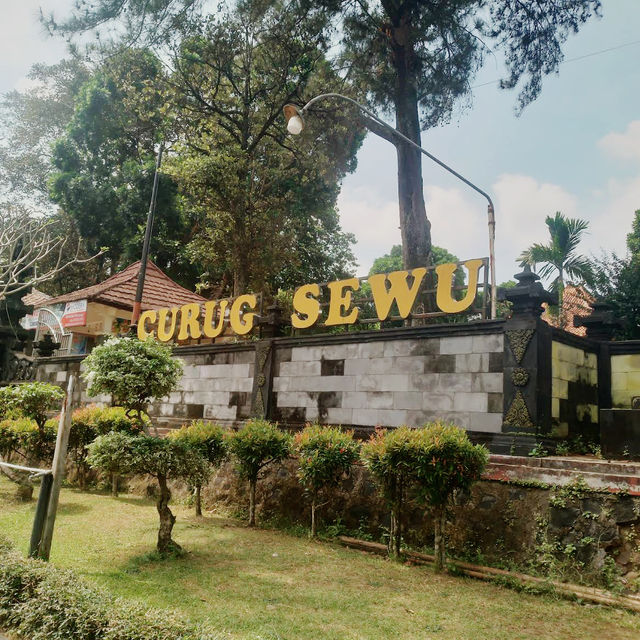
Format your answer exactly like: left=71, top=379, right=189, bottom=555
left=227, top=420, right=292, bottom=484
left=0, top=543, right=218, bottom=639
left=167, top=420, right=227, bottom=467
left=295, top=425, right=360, bottom=494
left=519, top=211, right=593, bottom=296
left=0, top=382, right=64, bottom=430
left=86, top=432, right=139, bottom=476
left=412, top=423, right=489, bottom=509
left=82, top=337, right=183, bottom=418
left=0, top=418, right=56, bottom=464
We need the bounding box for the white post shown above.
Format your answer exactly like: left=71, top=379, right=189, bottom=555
left=39, top=373, right=75, bottom=560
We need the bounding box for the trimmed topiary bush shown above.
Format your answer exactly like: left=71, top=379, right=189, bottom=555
left=295, top=424, right=360, bottom=537
left=87, top=433, right=210, bottom=553
left=227, top=419, right=292, bottom=526
left=361, top=426, right=421, bottom=557
left=413, top=422, right=489, bottom=572
left=168, top=420, right=227, bottom=516
left=0, top=382, right=65, bottom=431
left=82, top=336, right=183, bottom=426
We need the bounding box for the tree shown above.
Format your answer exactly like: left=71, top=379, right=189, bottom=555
left=47, top=0, right=601, bottom=274
left=295, top=425, right=360, bottom=537
left=0, top=382, right=64, bottom=432
left=82, top=337, right=183, bottom=426
left=87, top=432, right=210, bottom=553
left=518, top=211, right=593, bottom=324
left=49, top=48, right=202, bottom=288
left=0, top=58, right=90, bottom=211
left=168, top=420, right=227, bottom=516
left=592, top=210, right=640, bottom=340
left=227, top=419, right=292, bottom=526
left=0, top=205, right=102, bottom=301
left=413, top=422, right=488, bottom=572
left=361, top=426, right=420, bottom=558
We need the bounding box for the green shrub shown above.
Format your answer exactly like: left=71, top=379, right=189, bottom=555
left=82, top=337, right=183, bottom=425
left=69, top=406, right=147, bottom=490
left=0, top=382, right=64, bottom=431
left=361, top=426, right=421, bottom=557
left=295, top=424, right=360, bottom=536
left=168, top=420, right=227, bottom=516
left=0, top=543, right=218, bottom=639
left=413, top=422, right=489, bottom=571
left=88, top=433, right=210, bottom=553
left=227, top=419, right=292, bottom=526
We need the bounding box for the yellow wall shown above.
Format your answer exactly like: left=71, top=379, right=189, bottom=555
left=551, top=341, right=598, bottom=437
left=611, top=354, right=640, bottom=409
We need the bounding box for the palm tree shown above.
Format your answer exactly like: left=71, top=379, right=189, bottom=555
left=519, top=212, right=593, bottom=324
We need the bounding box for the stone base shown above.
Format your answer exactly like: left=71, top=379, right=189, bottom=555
left=601, top=409, right=640, bottom=460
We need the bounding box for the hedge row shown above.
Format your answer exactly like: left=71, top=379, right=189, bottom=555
left=0, top=539, right=220, bottom=640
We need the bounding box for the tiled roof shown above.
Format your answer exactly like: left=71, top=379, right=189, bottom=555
left=542, top=285, right=594, bottom=336
left=22, top=288, right=52, bottom=307
left=38, top=261, right=205, bottom=311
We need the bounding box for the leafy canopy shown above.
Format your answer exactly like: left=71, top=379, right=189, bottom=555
left=0, top=383, right=64, bottom=430
left=82, top=337, right=183, bottom=417
left=168, top=420, right=227, bottom=467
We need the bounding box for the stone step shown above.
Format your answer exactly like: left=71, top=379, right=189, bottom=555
left=486, top=456, right=640, bottom=495
left=491, top=454, right=640, bottom=476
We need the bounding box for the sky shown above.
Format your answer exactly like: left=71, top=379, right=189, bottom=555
left=2, top=1, right=640, bottom=284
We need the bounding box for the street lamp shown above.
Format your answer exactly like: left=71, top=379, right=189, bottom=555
left=131, top=144, right=164, bottom=330
left=284, top=94, right=497, bottom=319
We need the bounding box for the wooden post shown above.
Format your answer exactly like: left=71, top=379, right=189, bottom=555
left=29, top=472, right=53, bottom=558
left=38, top=374, right=75, bottom=561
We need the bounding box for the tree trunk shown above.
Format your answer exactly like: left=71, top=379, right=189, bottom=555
left=111, top=472, right=119, bottom=498
left=433, top=506, right=447, bottom=573
left=78, top=464, right=86, bottom=491
left=157, top=474, right=180, bottom=554
left=195, top=484, right=202, bottom=517
left=311, top=494, right=317, bottom=538
left=390, top=23, right=431, bottom=272
left=248, top=478, right=257, bottom=526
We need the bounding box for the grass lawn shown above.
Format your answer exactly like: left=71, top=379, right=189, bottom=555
left=1, top=477, right=639, bottom=640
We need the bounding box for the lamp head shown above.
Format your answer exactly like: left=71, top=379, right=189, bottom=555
left=283, top=104, right=304, bottom=135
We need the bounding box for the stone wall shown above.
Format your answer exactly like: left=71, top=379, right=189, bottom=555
left=37, top=322, right=506, bottom=433
left=611, top=353, right=640, bottom=409
left=551, top=336, right=598, bottom=439
left=272, top=332, right=504, bottom=432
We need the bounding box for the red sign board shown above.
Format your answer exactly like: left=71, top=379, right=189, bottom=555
left=61, top=300, right=88, bottom=328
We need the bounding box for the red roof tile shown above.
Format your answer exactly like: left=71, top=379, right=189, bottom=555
left=39, top=261, right=205, bottom=311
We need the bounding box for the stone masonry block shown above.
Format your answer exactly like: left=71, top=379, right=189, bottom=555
left=181, top=365, right=201, bottom=379
left=55, top=370, right=68, bottom=382
left=342, top=391, right=394, bottom=410
left=279, top=361, right=321, bottom=377
left=454, top=354, right=483, bottom=373
left=469, top=412, right=503, bottom=433
left=325, top=408, right=354, bottom=425
left=472, top=333, right=503, bottom=353
left=487, top=392, right=503, bottom=414
left=356, top=374, right=410, bottom=392
left=320, top=344, right=360, bottom=360
left=351, top=408, right=407, bottom=427
left=612, top=354, right=640, bottom=374
left=203, top=404, right=238, bottom=421
left=392, top=356, right=426, bottom=374
left=453, top=392, right=488, bottom=413
left=344, top=358, right=394, bottom=376
left=440, top=336, right=473, bottom=354
left=552, top=377, right=569, bottom=400
left=392, top=391, right=424, bottom=410
left=291, top=346, right=324, bottom=362
left=422, top=393, right=454, bottom=412
left=277, top=391, right=318, bottom=408
left=286, top=375, right=356, bottom=393
left=358, top=342, right=385, bottom=358
left=470, top=373, right=503, bottom=393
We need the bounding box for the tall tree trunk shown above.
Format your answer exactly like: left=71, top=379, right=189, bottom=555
left=157, top=474, right=180, bottom=554
left=195, top=484, right=202, bottom=517
left=248, top=478, right=257, bottom=526
left=433, top=506, right=447, bottom=573
left=111, top=472, right=119, bottom=497
left=391, top=22, right=431, bottom=272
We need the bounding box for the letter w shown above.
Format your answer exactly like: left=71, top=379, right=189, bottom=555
left=368, top=268, right=427, bottom=321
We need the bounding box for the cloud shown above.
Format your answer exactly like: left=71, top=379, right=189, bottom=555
left=598, top=121, right=640, bottom=162
left=337, top=186, right=401, bottom=275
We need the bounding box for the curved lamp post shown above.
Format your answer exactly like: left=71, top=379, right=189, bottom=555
left=284, top=94, right=497, bottom=319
